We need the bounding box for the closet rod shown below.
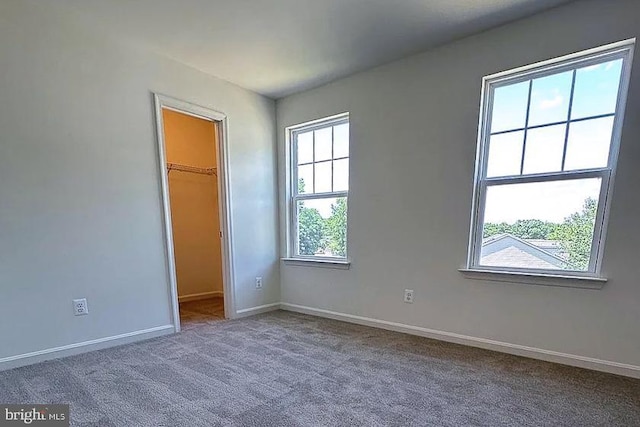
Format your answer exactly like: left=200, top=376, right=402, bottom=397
left=167, top=162, right=217, bottom=176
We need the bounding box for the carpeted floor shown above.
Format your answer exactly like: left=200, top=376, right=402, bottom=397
left=1, top=310, right=639, bottom=426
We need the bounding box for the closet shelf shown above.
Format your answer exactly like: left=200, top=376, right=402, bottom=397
left=167, top=162, right=216, bottom=176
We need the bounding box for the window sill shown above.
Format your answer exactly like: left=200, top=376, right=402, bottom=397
left=458, top=268, right=607, bottom=289
left=281, top=257, right=351, bottom=270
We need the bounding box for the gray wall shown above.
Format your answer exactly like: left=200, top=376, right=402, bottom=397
left=277, top=0, right=640, bottom=367
left=0, top=1, right=279, bottom=361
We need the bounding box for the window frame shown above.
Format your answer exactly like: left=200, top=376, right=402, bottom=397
left=466, top=39, right=635, bottom=279
left=286, top=113, right=350, bottom=263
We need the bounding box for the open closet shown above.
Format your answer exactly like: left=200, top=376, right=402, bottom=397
left=162, top=107, right=225, bottom=326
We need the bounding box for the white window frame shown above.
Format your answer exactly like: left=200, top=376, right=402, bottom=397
left=285, top=113, right=350, bottom=265
left=466, top=39, right=635, bottom=280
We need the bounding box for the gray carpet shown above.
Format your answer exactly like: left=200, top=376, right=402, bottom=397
left=1, top=310, right=638, bottom=426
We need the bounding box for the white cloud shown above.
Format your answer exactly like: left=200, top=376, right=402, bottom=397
left=539, top=94, right=563, bottom=110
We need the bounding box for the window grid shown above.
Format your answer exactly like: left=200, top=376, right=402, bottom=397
left=298, top=156, right=349, bottom=167
left=289, top=114, right=349, bottom=259
left=518, top=80, right=533, bottom=175
left=489, top=76, right=620, bottom=179
left=489, top=112, right=615, bottom=137
left=560, top=69, right=578, bottom=170
left=331, top=126, right=334, bottom=193
left=468, top=40, right=634, bottom=277
left=311, top=130, right=315, bottom=193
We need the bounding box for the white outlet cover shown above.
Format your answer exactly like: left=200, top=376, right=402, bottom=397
left=255, top=277, right=263, bottom=289
left=73, top=298, right=89, bottom=316
left=404, top=290, right=414, bottom=303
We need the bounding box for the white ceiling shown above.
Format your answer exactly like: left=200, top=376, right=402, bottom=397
left=54, top=0, right=574, bottom=99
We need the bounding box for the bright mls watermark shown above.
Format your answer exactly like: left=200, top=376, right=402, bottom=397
left=0, top=405, right=69, bottom=426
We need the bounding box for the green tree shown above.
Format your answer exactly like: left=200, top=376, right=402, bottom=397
left=550, top=197, right=598, bottom=270
left=511, top=219, right=559, bottom=239
left=298, top=206, right=325, bottom=255
left=325, top=198, right=347, bottom=257
left=483, top=222, right=511, bottom=238
left=483, top=220, right=559, bottom=239
left=297, top=178, right=325, bottom=255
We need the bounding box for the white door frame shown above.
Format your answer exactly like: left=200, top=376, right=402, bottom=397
left=153, top=93, right=236, bottom=332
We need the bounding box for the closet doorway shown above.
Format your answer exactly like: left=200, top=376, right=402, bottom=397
left=154, top=94, right=235, bottom=332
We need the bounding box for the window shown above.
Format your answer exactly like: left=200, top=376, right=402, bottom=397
left=467, top=40, right=634, bottom=277
left=287, top=114, right=349, bottom=260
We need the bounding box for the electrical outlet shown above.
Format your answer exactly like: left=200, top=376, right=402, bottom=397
left=73, top=298, right=89, bottom=316
left=404, top=289, right=414, bottom=304
left=255, top=277, right=263, bottom=289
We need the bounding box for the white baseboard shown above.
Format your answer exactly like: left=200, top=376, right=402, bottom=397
left=5, top=302, right=637, bottom=379
left=0, top=325, right=174, bottom=371
left=178, top=291, right=223, bottom=303
left=235, top=302, right=280, bottom=318
left=280, top=303, right=640, bottom=379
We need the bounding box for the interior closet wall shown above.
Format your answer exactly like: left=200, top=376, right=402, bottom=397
left=163, top=109, right=224, bottom=300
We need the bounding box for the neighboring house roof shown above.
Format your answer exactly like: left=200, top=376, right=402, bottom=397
left=524, top=239, right=565, bottom=257
left=481, top=234, right=570, bottom=270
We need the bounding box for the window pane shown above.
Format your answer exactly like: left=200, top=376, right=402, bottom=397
left=491, top=81, right=529, bottom=133
left=314, top=127, right=332, bottom=161
left=571, top=59, right=623, bottom=120
left=486, top=131, right=524, bottom=178
left=333, top=158, right=349, bottom=191
left=522, top=124, right=565, bottom=175
left=528, top=71, right=572, bottom=126
left=314, top=161, right=332, bottom=193
left=297, top=164, right=313, bottom=194
left=565, top=117, right=614, bottom=171
left=481, top=178, right=601, bottom=271
left=333, top=123, right=349, bottom=158
left=297, top=131, right=313, bottom=164
left=296, top=197, right=347, bottom=257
